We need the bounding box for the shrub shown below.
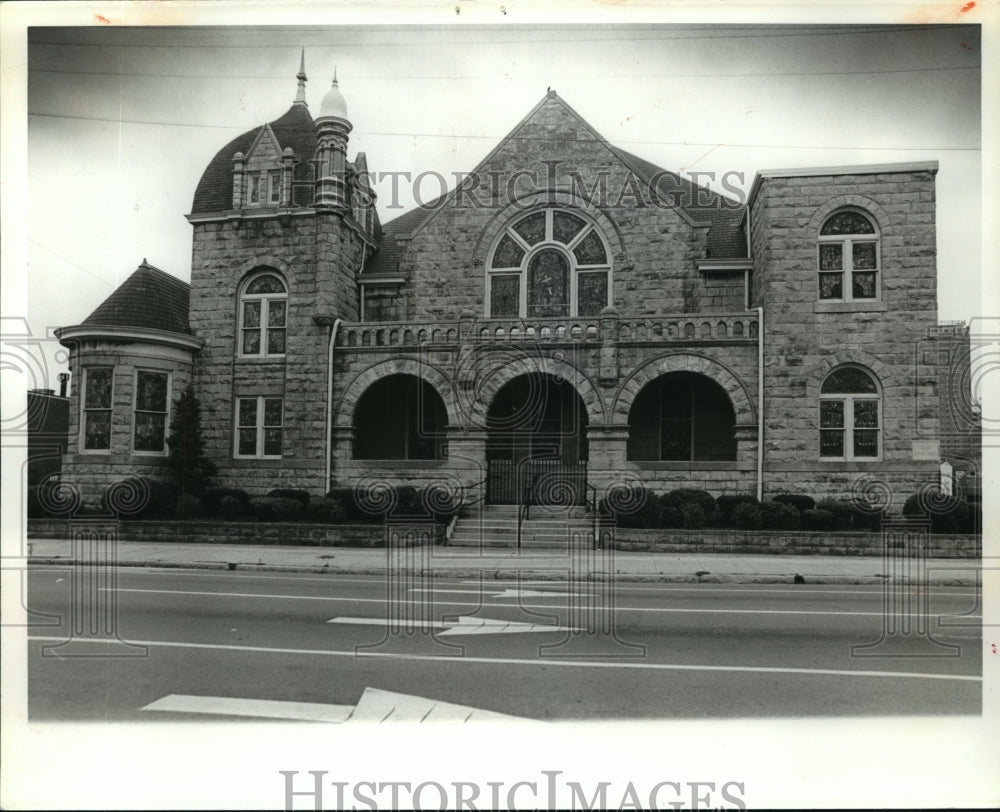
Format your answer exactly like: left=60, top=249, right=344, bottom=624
left=772, top=493, right=815, bottom=513
left=268, top=488, right=311, bottom=507
left=801, top=508, right=835, bottom=532
left=601, top=487, right=660, bottom=528
left=326, top=486, right=385, bottom=522
left=759, top=500, right=801, bottom=530
left=202, top=487, right=251, bottom=517
left=732, top=501, right=762, bottom=530
left=102, top=476, right=175, bottom=519
left=219, top=494, right=244, bottom=521
left=250, top=496, right=303, bottom=522
left=678, top=501, right=707, bottom=530
left=815, top=499, right=854, bottom=531
left=166, top=385, right=216, bottom=498
left=391, top=485, right=424, bottom=517
left=175, top=493, right=204, bottom=520
left=305, top=495, right=347, bottom=524
left=902, top=491, right=974, bottom=534
left=716, top=494, right=759, bottom=521
left=663, top=488, right=716, bottom=515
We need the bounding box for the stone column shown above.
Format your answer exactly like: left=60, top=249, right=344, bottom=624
left=329, top=426, right=355, bottom=488
left=445, top=426, right=488, bottom=499
left=231, top=151, right=245, bottom=209
left=586, top=425, right=630, bottom=496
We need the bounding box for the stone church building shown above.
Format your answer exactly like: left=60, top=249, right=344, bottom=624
left=55, top=62, right=957, bottom=514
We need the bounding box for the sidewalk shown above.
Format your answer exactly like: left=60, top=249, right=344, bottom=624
left=22, top=538, right=980, bottom=585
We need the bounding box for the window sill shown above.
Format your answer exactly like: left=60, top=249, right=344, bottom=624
left=813, top=300, right=887, bottom=314
left=624, top=460, right=753, bottom=471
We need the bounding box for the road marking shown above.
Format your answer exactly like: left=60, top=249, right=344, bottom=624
left=328, top=615, right=578, bottom=635
left=101, top=588, right=982, bottom=619
left=350, top=687, right=523, bottom=722
left=28, top=635, right=982, bottom=682
left=409, top=587, right=569, bottom=598
left=463, top=581, right=979, bottom=598
left=142, top=694, right=354, bottom=722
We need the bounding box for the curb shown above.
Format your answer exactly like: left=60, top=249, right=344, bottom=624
left=26, top=558, right=977, bottom=587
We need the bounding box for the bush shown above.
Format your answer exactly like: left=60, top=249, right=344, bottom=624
left=902, top=491, right=974, bottom=534
left=815, top=499, right=855, bottom=531
left=732, top=501, right=762, bottom=530
left=102, top=476, right=175, bottom=519
left=175, top=493, right=204, bottom=520
left=268, top=488, right=311, bottom=507
left=250, top=496, right=303, bottom=522
left=601, top=487, right=660, bottom=528
left=716, top=494, right=759, bottom=521
left=801, top=508, right=835, bottom=532
left=219, top=494, right=244, bottom=521
left=305, top=496, right=347, bottom=524
left=679, top=501, right=707, bottom=530
left=663, top=489, right=716, bottom=515
left=772, top=493, right=815, bottom=513
left=201, top=487, right=251, bottom=518
left=759, top=500, right=801, bottom=530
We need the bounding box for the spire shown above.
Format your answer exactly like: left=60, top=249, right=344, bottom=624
left=294, top=47, right=308, bottom=106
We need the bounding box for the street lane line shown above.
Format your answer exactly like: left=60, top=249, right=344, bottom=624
left=142, top=694, right=354, bottom=722
left=28, top=635, right=982, bottom=682
left=461, top=581, right=978, bottom=597
left=100, top=588, right=982, bottom=619
left=328, top=616, right=579, bottom=635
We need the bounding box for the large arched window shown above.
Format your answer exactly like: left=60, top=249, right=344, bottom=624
left=486, top=208, right=611, bottom=318
left=819, top=366, right=881, bottom=460
left=818, top=209, right=880, bottom=302
left=627, top=373, right=736, bottom=461
left=239, top=271, right=286, bottom=358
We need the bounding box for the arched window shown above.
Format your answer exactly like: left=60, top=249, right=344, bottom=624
left=818, top=209, right=880, bottom=302
left=354, top=375, right=448, bottom=460
left=239, top=271, right=286, bottom=357
left=486, top=209, right=611, bottom=318
left=819, top=366, right=881, bottom=460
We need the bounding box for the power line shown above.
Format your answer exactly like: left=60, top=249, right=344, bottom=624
left=26, top=24, right=973, bottom=49
left=27, top=64, right=981, bottom=81
left=26, top=110, right=981, bottom=152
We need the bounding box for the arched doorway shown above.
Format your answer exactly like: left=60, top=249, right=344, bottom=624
left=485, top=373, right=588, bottom=504
left=353, top=374, right=448, bottom=460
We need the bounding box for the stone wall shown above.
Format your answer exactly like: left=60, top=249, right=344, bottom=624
left=187, top=211, right=367, bottom=497
left=750, top=168, right=941, bottom=501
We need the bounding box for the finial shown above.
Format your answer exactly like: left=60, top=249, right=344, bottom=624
left=295, top=47, right=308, bottom=105
left=333, top=65, right=338, bottom=86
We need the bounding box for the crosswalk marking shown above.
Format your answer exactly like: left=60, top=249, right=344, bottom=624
left=142, top=694, right=354, bottom=722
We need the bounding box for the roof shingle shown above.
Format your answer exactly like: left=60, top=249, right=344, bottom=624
left=83, top=261, right=191, bottom=335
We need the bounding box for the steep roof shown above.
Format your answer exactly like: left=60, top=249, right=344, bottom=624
left=610, top=147, right=747, bottom=258
left=190, top=103, right=317, bottom=215
left=83, top=261, right=191, bottom=335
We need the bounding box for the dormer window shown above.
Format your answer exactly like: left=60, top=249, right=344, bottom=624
left=248, top=172, right=262, bottom=206
left=268, top=170, right=281, bottom=205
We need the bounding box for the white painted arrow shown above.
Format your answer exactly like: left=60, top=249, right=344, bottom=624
left=328, top=615, right=578, bottom=636
left=408, top=587, right=568, bottom=598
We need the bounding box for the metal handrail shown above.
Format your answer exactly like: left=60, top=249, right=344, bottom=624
left=460, top=475, right=490, bottom=513
left=517, top=479, right=536, bottom=551
left=585, top=481, right=599, bottom=549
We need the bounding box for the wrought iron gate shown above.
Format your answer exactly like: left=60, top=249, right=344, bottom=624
left=486, top=457, right=587, bottom=506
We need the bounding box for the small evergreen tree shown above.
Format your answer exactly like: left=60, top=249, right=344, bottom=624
left=167, top=385, right=216, bottom=498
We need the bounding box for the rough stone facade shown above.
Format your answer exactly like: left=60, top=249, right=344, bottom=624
left=55, top=75, right=963, bottom=517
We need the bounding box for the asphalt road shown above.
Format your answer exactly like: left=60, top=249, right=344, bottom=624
left=24, top=566, right=983, bottom=721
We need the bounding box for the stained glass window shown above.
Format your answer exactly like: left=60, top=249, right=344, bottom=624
left=512, top=212, right=546, bottom=245
left=552, top=211, right=585, bottom=244
left=820, top=211, right=875, bottom=235
left=818, top=210, right=879, bottom=302
left=490, top=275, right=520, bottom=317
left=578, top=272, right=608, bottom=316
left=83, top=367, right=113, bottom=451
left=822, top=367, right=878, bottom=394
left=241, top=272, right=287, bottom=357
left=820, top=367, right=880, bottom=459
left=573, top=230, right=607, bottom=265
left=487, top=209, right=611, bottom=319
left=134, top=370, right=169, bottom=453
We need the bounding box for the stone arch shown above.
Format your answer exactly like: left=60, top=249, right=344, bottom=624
left=613, top=353, right=756, bottom=426
left=469, top=354, right=606, bottom=426
left=471, top=187, right=629, bottom=271
left=808, top=194, right=892, bottom=233
left=334, top=358, right=460, bottom=428
left=806, top=351, right=891, bottom=402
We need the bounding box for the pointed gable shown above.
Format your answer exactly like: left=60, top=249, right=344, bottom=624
left=83, top=261, right=191, bottom=335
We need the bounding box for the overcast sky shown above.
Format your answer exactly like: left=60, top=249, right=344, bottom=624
left=12, top=20, right=986, bottom=381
